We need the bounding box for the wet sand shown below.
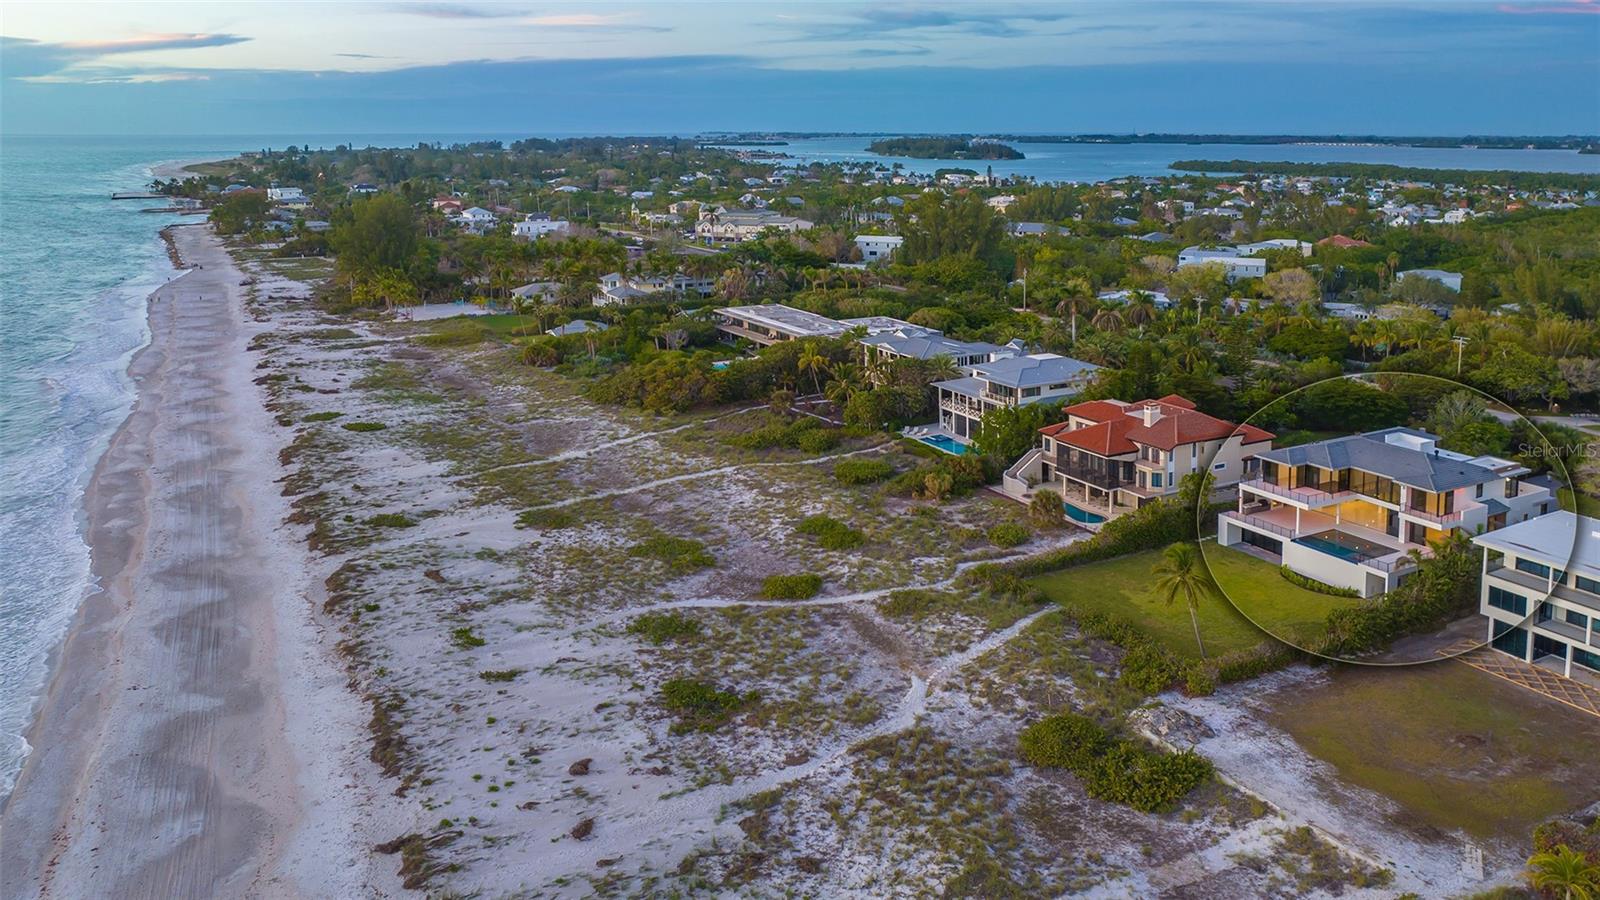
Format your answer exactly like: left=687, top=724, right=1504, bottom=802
left=0, top=225, right=400, bottom=899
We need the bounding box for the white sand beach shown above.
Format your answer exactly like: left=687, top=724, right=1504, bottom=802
left=0, top=225, right=404, bottom=899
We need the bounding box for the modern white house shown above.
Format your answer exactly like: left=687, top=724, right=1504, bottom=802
left=931, top=354, right=1099, bottom=444
left=267, top=187, right=307, bottom=203
left=512, top=217, right=571, bottom=240
left=1010, top=396, right=1272, bottom=522
left=1398, top=269, right=1464, bottom=292
left=1219, top=427, right=1555, bottom=597
left=457, top=207, right=497, bottom=231
left=1098, top=289, right=1174, bottom=310
left=1472, top=511, right=1598, bottom=685
left=1234, top=238, right=1313, bottom=257
left=853, top=234, right=904, bottom=263
left=1177, top=246, right=1268, bottom=282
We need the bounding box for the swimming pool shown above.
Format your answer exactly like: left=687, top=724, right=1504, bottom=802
left=712, top=360, right=734, bottom=370
left=1063, top=501, right=1106, bottom=525
left=919, top=434, right=969, bottom=455
left=1293, top=530, right=1391, bottom=564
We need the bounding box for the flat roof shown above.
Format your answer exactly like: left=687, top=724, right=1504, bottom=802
left=1473, top=511, right=1587, bottom=574
left=859, top=330, right=1002, bottom=360
left=717, top=304, right=847, bottom=338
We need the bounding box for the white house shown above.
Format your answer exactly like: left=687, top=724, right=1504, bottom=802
left=1472, top=511, right=1599, bottom=684
left=513, top=217, right=571, bottom=240
left=853, top=234, right=904, bottom=263
left=1220, top=427, right=1554, bottom=597
left=1234, top=238, right=1312, bottom=257
left=1177, top=246, right=1267, bottom=282
left=931, top=354, right=1100, bottom=444
left=267, top=187, right=307, bottom=203
left=696, top=207, right=813, bottom=242
left=458, top=207, right=497, bottom=229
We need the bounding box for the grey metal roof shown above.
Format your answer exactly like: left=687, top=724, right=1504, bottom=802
left=969, top=354, right=1099, bottom=389
left=1256, top=431, right=1498, bottom=492
left=859, top=330, right=1001, bottom=361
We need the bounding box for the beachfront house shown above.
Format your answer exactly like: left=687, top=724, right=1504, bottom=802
left=857, top=327, right=1018, bottom=375
left=1177, top=246, right=1268, bottom=282
left=596, top=271, right=716, bottom=306
left=1219, top=428, right=1555, bottom=597
left=932, top=354, right=1099, bottom=445
left=1013, top=396, right=1270, bottom=523
left=1472, top=511, right=1599, bottom=685
left=853, top=234, right=904, bottom=262
left=712, top=304, right=915, bottom=347
left=546, top=320, right=608, bottom=337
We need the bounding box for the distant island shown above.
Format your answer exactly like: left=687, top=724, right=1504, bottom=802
left=708, top=131, right=1599, bottom=152
left=867, top=137, right=1025, bottom=160
left=1171, top=158, right=1600, bottom=191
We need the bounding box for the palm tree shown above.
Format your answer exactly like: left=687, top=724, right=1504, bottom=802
left=1526, top=845, right=1600, bottom=900
left=1152, top=542, right=1215, bottom=659
left=823, top=363, right=864, bottom=408
left=1091, top=307, right=1126, bottom=334
left=797, top=343, right=830, bottom=397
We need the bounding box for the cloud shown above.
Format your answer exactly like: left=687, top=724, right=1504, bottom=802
left=0, top=32, right=249, bottom=80
left=394, top=3, right=523, bottom=19
left=518, top=13, right=672, bottom=33
left=58, top=33, right=250, bottom=53
left=783, top=7, right=1071, bottom=41
left=843, top=45, right=932, bottom=58
left=335, top=52, right=392, bottom=59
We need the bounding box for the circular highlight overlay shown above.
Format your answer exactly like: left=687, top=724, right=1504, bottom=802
left=1196, top=372, right=1579, bottom=667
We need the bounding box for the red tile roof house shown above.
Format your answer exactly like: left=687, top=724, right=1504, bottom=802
left=1006, top=396, right=1273, bottom=524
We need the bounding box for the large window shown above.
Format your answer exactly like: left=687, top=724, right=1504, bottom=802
left=1491, top=623, right=1527, bottom=658
left=1515, top=557, right=1567, bottom=584
left=1575, top=647, right=1600, bottom=673
left=1576, top=575, right=1600, bottom=595
left=1565, top=608, right=1589, bottom=631
left=1346, top=468, right=1399, bottom=504
left=1488, top=586, right=1528, bottom=616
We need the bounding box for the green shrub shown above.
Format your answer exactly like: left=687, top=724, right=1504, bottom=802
left=760, top=573, right=823, bottom=600
left=1182, top=663, right=1217, bottom=697
left=451, top=627, right=485, bottom=649
left=629, top=535, right=715, bottom=573
left=1310, top=533, right=1478, bottom=657
left=627, top=612, right=701, bottom=644
left=834, top=458, right=895, bottom=484
left=1018, top=712, right=1108, bottom=770
left=479, top=669, right=526, bottom=682
left=795, top=428, right=840, bottom=453
left=516, top=507, right=576, bottom=529
left=1117, top=642, right=1182, bottom=693
left=658, top=678, right=757, bottom=733
left=367, top=513, right=417, bottom=528
left=877, top=588, right=946, bottom=618
left=795, top=514, right=865, bottom=550
left=1019, top=712, right=1212, bottom=813
left=303, top=411, right=345, bottom=422
left=343, top=421, right=388, bottom=432
left=1279, top=565, right=1360, bottom=597
left=987, top=523, right=1032, bottom=548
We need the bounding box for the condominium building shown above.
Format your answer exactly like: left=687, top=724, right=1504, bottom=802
left=1024, top=396, right=1272, bottom=522
left=1472, top=512, right=1597, bottom=684
left=1219, top=427, right=1554, bottom=597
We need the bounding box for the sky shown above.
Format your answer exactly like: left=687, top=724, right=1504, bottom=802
left=2, top=1, right=1597, bottom=136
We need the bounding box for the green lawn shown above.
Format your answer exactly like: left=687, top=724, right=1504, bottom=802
left=1202, top=544, right=1365, bottom=649
left=1559, top=487, right=1600, bottom=517
left=1030, top=547, right=1295, bottom=659
left=1266, top=662, right=1600, bottom=840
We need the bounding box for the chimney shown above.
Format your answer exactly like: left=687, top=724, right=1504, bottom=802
left=1140, top=402, right=1162, bottom=427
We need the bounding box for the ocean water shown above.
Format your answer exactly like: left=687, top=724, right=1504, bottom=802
left=0, top=132, right=1594, bottom=799
left=0, top=136, right=244, bottom=797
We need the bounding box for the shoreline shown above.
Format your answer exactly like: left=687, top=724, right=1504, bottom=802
left=0, top=224, right=398, bottom=898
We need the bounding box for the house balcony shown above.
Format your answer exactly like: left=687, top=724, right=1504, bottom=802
left=1239, top=478, right=1349, bottom=509
left=1223, top=505, right=1419, bottom=574
left=1400, top=498, right=1482, bottom=528
left=939, top=394, right=986, bottom=417
left=1486, top=563, right=1600, bottom=616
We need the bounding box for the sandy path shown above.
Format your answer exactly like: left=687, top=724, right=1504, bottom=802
left=0, top=226, right=401, bottom=900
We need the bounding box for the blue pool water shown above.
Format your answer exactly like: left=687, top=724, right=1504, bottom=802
left=712, top=360, right=732, bottom=370
left=1064, top=501, right=1107, bottom=525
left=920, top=435, right=968, bottom=455
left=1293, top=531, right=1389, bottom=563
